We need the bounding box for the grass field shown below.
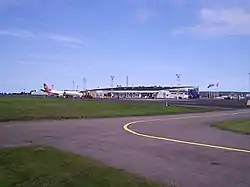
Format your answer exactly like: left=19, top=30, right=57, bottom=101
left=0, top=145, right=175, bottom=187
left=213, top=118, right=250, bottom=135
left=0, top=96, right=213, bottom=121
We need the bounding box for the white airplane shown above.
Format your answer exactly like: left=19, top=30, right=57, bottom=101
left=41, top=83, right=84, bottom=98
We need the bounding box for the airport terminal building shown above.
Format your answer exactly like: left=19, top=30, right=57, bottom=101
left=85, top=86, right=200, bottom=99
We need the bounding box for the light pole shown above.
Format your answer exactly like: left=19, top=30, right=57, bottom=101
left=110, top=76, right=114, bottom=98
left=72, top=80, right=75, bottom=90
left=248, top=73, right=250, bottom=92
left=176, top=74, right=180, bottom=99
left=176, top=73, right=180, bottom=86
left=110, top=76, right=114, bottom=88
left=83, top=78, right=87, bottom=91
left=126, top=75, right=129, bottom=87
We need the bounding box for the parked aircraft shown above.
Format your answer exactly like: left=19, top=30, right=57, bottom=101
left=41, top=83, right=84, bottom=98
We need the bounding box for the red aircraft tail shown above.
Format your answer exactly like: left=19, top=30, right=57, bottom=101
left=43, top=83, right=51, bottom=93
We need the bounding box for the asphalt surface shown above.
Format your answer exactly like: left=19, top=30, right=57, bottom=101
left=165, top=99, right=249, bottom=109
left=117, top=98, right=249, bottom=109
left=76, top=97, right=249, bottom=110
left=1, top=109, right=250, bottom=187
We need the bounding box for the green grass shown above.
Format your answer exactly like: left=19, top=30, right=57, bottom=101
left=0, top=96, right=213, bottom=121
left=0, top=145, right=175, bottom=187
left=212, top=118, right=250, bottom=135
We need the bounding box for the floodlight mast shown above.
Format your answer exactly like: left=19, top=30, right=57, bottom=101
left=110, top=76, right=114, bottom=98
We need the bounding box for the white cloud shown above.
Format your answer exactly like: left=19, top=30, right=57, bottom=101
left=0, top=29, right=35, bottom=38
left=174, top=8, right=250, bottom=36
left=167, top=0, right=250, bottom=8
left=41, top=33, right=83, bottom=44
left=61, top=43, right=84, bottom=49
left=0, top=29, right=85, bottom=47
left=201, top=8, right=250, bottom=25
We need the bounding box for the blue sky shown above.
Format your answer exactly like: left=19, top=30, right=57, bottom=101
left=1, top=0, right=250, bottom=92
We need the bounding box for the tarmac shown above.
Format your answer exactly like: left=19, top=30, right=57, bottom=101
left=116, top=98, right=249, bottom=109
left=1, top=109, right=250, bottom=187
left=165, top=99, right=249, bottom=109
left=66, top=96, right=248, bottom=109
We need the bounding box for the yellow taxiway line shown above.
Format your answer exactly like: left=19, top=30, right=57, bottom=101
left=123, top=111, right=250, bottom=154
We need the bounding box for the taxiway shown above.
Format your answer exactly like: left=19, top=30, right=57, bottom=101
left=1, top=109, right=250, bottom=187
